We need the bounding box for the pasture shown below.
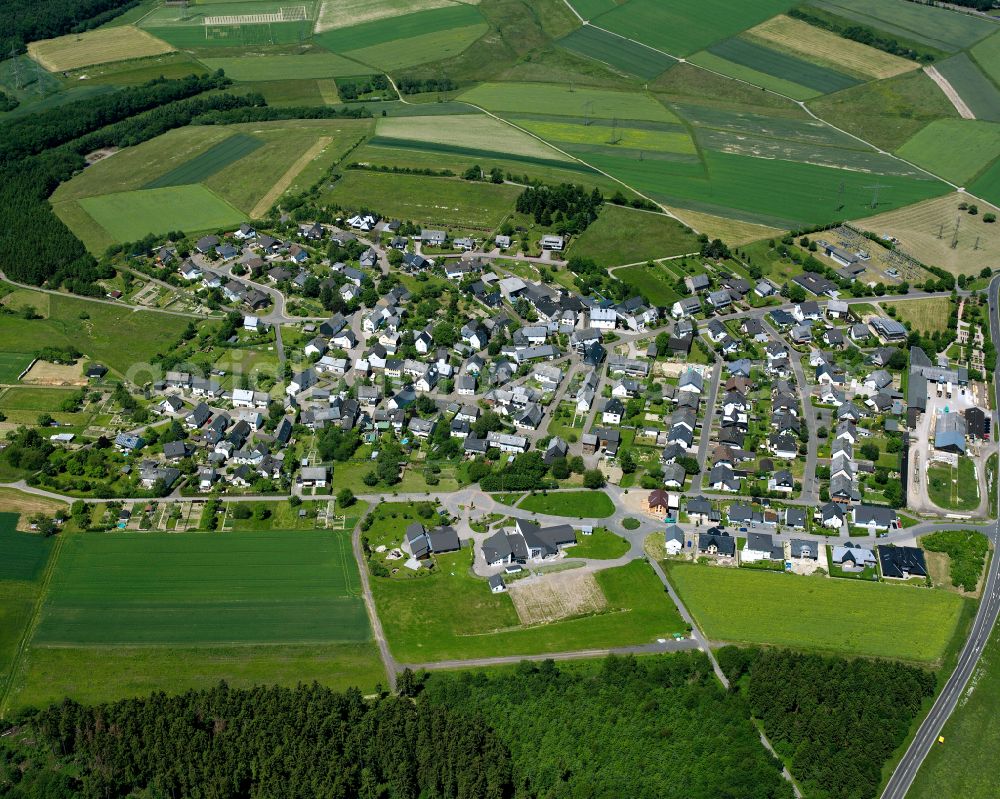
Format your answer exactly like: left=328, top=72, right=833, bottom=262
left=585, top=149, right=948, bottom=228
left=569, top=204, right=700, bottom=266
left=34, top=530, right=369, bottom=645
left=808, top=0, right=995, bottom=53
left=934, top=53, right=1000, bottom=124
left=372, top=557, right=686, bottom=662
left=886, top=297, right=951, bottom=335
left=518, top=491, right=615, bottom=518
left=707, top=36, right=861, bottom=96
left=558, top=25, right=676, bottom=79
left=614, top=263, right=684, bottom=306
left=200, top=52, right=363, bottom=80
left=853, top=193, right=1000, bottom=277
left=0, top=352, right=34, bottom=384
left=341, top=24, right=487, bottom=70
left=27, top=25, right=174, bottom=71
left=0, top=282, right=191, bottom=376
left=897, top=119, right=1000, bottom=185
left=746, top=14, right=916, bottom=80
left=376, top=114, right=569, bottom=162
left=321, top=170, right=520, bottom=231
left=590, top=0, right=796, bottom=58
left=458, top=82, right=679, bottom=123
left=144, top=133, right=263, bottom=188
left=666, top=562, right=968, bottom=663
left=78, top=185, right=245, bottom=241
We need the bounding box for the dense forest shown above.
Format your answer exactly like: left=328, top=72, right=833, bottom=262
left=2, top=683, right=514, bottom=799
left=515, top=183, right=603, bottom=234
left=0, top=0, right=138, bottom=58
left=719, top=647, right=936, bottom=799
left=421, top=654, right=793, bottom=799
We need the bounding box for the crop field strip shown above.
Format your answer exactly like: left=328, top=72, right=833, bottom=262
left=139, top=0, right=319, bottom=49
left=745, top=14, right=917, bottom=80
left=686, top=50, right=819, bottom=101
left=970, top=30, right=1000, bottom=84
left=199, top=52, right=366, bottom=80
left=458, top=82, right=680, bottom=123
left=896, top=119, right=1000, bottom=186
left=0, top=516, right=54, bottom=583
left=706, top=36, right=861, bottom=96
left=970, top=158, right=1000, bottom=207
left=557, top=25, right=676, bottom=80
left=33, top=530, right=369, bottom=647
left=366, top=137, right=597, bottom=174
left=512, top=117, right=696, bottom=157
left=77, top=185, right=246, bottom=242
left=313, top=0, right=472, bottom=32
left=27, top=25, right=175, bottom=71
left=339, top=22, right=488, bottom=70
left=934, top=53, right=1000, bottom=123
left=144, top=133, right=263, bottom=189
left=586, top=0, right=797, bottom=58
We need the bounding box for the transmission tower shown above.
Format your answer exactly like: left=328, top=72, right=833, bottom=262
left=974, top=235, right=981, bottom=251
left=608, top=116, right=622, bottom=145
left=8, top=45, right=23, bottom=90
left=583, top=100, right=593, bottom=126
left=836, top=181, right=845, bottom=211
left=951, top=214, right=961, bottom=249
left=937, top=222, right=945, bottom=240
left=864, top=181, right=889, bottom=209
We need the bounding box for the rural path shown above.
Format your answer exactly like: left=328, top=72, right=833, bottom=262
left=250, top=136, right=332, bottom=218
left=924, top=66, right=976, bottom=120
left=352, top=506, right=399, bottom=691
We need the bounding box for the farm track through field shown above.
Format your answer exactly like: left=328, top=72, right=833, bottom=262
left=251, top=137, right=331, bottom=217
left=925, top=65, right=975, bottom=119
left=0, top=535, right=63, bottom=719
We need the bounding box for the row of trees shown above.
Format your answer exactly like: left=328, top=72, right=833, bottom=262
left=395, top=76, right=457, bottom=95
left=719, top=647, right=936, bottom=799
left=6, top=683, right=513, bottom=798
left=789, top=7, right=939, bottom=62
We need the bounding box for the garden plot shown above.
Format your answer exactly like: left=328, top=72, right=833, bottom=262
left=509, top=571, right=608, bottom=625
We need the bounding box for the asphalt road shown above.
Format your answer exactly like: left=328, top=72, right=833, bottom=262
left=881, top=274, right=1000, bottom=798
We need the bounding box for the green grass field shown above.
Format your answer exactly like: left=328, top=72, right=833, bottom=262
left=61, top=52, right=209, bottom=85
left=686, top=50, right=817, bottom=101
left=667, top=562, right=968, bottom=662
left=514, top=116, right=696, bottom=155
left=707, top=36, right=860, bottom=95
left=808, top=70, right=959, bottom=152
left=935, top=53, right=1000, bottom=123
left=372, top=557, right=685, bottom=662
left=342, top=23, right=487, bottom=70
left=0, top=352, right=34, bottom=383
left=927, top=458, right=980, bottom=513
left=200, top=52, right=365, bottom=80
left=144, top=133, right=263, bottom=189
left=77, top=185, right=245, bottom=242
left=0, top=387, right=78, bottom=413
left=558, top=25, right=676, bottom=79
left=584, top=149, right=948, bottom=228
left=518, top=491, right=615, bottom=519
left=0, top=515, right=53, bottom=583
left=570, top=205, right=699, bottom=266
left=886, top=297, right=952, bottom=334
left=590, top=0, right=796, bottom=58
left=144, top=21, right=313, bottom=49
left=33, top=530, right=368, bottom=645
left=809, top=0, right=995, bottom=52
left=321, top=170, right=520, bottom=231
left=565, top=527, right=630, bottom=559
left=969, top=157, right=1000, bottom=208
left=0, top=282, right=191, bottom=376
left=315, top=3, right=481, bottom=51
left=897, top=119, right=1000, bottom=185
left=459, top=82, right=679, bottom=123
left=970, top=29, right=1000, bottom=84
left=909, top=615, right=1000, bottom=799
left=614, top=263, right=684, bottom=306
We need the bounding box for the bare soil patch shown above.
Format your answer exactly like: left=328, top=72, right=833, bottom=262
left=508, top=570, right=607, bottom=625
left=21, top=360, right=86, bottom=386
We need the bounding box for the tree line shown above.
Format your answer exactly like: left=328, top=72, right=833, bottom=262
left=719, top=647, right=936, bottom=799
left=0, top=0, right=138, bottom=59
left=2, top=682, right=514, bottom=798
left=789, top=7, right=939, bottom=61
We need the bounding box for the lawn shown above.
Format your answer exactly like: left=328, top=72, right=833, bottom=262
left=566, top=527, right=630, bottom=559
left=200, top=52, right=364, bottom=80
left=33, top=530, right=369, bottom=646
left=518, top=491, right=615, bottom=519
left=908, top=616, right=1000, bottom=799
left=27, top=25, right=174, bottom=71
left=746, top=14, right=916, bottom=80
left=927, top=458, right=980, bottom=513
left=590, top=0, right=797, bottom=58
left=458, top=82, right=679, bottom=123
left=143, top=133, right=264, bottom=188
left=585, top=148, right=949, bottom=228
left=897, top=119, right=1000, bottom=185
left=886, top=297, right=951, bottom=334
left=935, top=53, right=1000, bottom=123
left=372, top=557, right=686, bottom=662
left=0, top=386, right=79, bottom=413
left=376, top=113, right=570, bottom=162
left=666, top=562, right=968, bottom=662
left=77, top=185, right=245, bottom=242
left=557, top=25, right=676, bottom=79
left=614, top=263, right=684, bottom=306
left=570, top=205, right=698, bottom=266
left=0, top=352, right=34, bottom=383
left=852, top=192, right=1000, bottom=277
left=321, top=170, right=520, bottom=232
left=0, top=282, right=191, bottom=376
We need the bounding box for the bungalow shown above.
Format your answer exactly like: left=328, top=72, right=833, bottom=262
left=541, top=234, right=564, bottom=251
left=486, top=431, right=528, bottom=453
left=877, top=545, right=927, bottom=579
left=421, top=229, right=447, bottom=246
left=832, top=542, right=876, bottom=571
left=300, top=466, right=328, bottom=488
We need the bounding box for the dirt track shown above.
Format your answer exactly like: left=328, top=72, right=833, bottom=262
left=250, top=136, right=332, bottom=218
left=924, top=66, right=975, bottom=120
